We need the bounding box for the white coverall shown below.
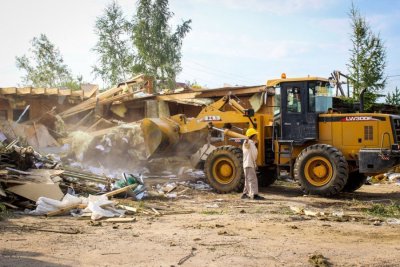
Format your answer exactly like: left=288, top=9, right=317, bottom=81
left=242, top=139, right=258, bottom=197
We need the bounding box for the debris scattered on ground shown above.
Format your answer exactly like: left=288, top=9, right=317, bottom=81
left=1, top=225, right=81, bottom=235
left=387, top=173, right=400, bottom=185
left=0, top=126, right=213, bottom=220
left=308, top=253, right=331, bottom=267
left=177, top=247, right=197, bottom=265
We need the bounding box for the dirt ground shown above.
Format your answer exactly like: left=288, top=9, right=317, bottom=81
left=1, top=181, right=400, bottom=267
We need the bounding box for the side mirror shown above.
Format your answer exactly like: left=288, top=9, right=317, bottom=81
left=244, top=108, right=255, bottom=117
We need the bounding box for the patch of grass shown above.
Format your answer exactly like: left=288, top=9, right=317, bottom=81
left=270, top=205, right=294, bottom=215
left=201, top=210, right=223, bottom=215
left=137, top=201, right=145, bottom=209
left=254, top=207, right=264, bottom=214
left=364, top=202, right=400, bottom=219
left=0, top=203, right=11, bottom=221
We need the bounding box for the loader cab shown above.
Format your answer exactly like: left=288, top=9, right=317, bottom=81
left=271, top=77, right=333, bottom=143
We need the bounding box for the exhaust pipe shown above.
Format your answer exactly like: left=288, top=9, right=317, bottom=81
left=360, top=88, right=367, bottom=112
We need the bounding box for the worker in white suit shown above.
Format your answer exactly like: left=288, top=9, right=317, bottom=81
left=241, top=128, right=265, bottom=200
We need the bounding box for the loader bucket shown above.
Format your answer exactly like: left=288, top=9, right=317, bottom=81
left=141, top=118, right=180, bottom=158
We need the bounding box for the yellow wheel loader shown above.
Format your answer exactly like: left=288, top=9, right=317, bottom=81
left=141, top=75, right=400, bottom=196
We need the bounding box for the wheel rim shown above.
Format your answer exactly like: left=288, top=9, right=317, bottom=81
left=212, top=157, right=235, bottom=184
left=304, top=156, right=333, bottom=186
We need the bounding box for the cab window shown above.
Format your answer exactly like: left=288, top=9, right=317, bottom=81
left=309, top=83, right=316, bottom=112
left=273, top=86, right=281, bottom=116
left=287, top=87, right=301, bottom=113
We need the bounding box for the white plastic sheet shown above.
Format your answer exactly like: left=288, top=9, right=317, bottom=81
left=29, top=193, right=82, bottom=215
left=84, top=194, right=125, bottom=220
left=29, top=193, right=125, bottom=220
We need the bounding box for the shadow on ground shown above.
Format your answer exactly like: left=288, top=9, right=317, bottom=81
left=0, top=249, right=71, bottom=267
left=257, top=182, right=400, bottom=208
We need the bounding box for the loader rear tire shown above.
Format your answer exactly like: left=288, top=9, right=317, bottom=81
left=204, top=145, right=244, bottom=193
left=294, top=144, right=348, bottom=196
left=342, top=171, right=367, bottom=192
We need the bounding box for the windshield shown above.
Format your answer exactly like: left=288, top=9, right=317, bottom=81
left=310, top=81, right=333, bottom=113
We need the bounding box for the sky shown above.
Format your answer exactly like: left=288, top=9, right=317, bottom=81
left=0, top=0, right=399, bottom=95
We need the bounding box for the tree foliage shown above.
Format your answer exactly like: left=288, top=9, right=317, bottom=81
left=92, top=1, right=135, bottom=87
left=386, top=87, right=400, bottom=106
left=132, top=0, right=191, bottom=90
left=347, top=3, right=387, bottom=110
left=16, top=34, right=77, bottom=88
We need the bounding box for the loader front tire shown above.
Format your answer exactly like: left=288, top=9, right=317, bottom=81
left=204, top=145, right=244, bottom=193
left=342, top=171, right=367, bottom=192
left=294, top=144, right=348, bottom=196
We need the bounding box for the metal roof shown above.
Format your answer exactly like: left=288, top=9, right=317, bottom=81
left=266, top=77, right=329, bottom=87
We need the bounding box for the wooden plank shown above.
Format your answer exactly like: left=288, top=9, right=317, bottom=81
left=45, top=88, right=58, bottom=95
left=0, top=87, right=17, bottom=94
left=104, top=184, right=138, bottom=197
left=31, top=88, right=45, bottom=94
left=4, top=226, right=80, bottom=234
left=68, top=110, right=94, bottom=131
left=118, top=205, right=137, bottom=213
left=83, top=85, right=99, bottom=98
left=5, top=167, right=32, bottom=175
left=46, top=203, right=85, bottom=217
left=103, top=217, right=136, bottom=223
left=151, top=208, right=160, bottom=215
left=98, top=92, right=133, bottom=105
left=0, top=202, right=19, bottom=209
left=59, top=89, right=72, bottom=96
left=59, top=86, right=123, bottom=118
left=0, top=185, right=6, bottom=197
left=0, top=178, right=27, bottom=185
left=16, top=87, right=32, bottom=95
left=156, top=92, right=199, bottom=101
left=71, top=90, right=83, bottom=97
left=45, top=203, right=87, bottom=217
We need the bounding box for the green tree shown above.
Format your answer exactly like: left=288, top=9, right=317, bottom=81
left=132, top=0, right=191, bottom=90
left=16, top=34, right=76, bottom=88
left=386, top=86, right=400, bottom=106
left=347, top=3, right=387, bottom=110
left=92, top=1, right=135, bottom=87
